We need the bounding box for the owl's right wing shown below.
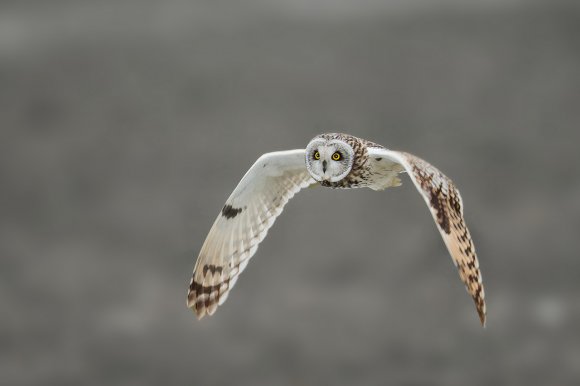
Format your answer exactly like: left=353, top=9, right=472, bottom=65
left=187, top=149, right=316, bottom=319
left=367, top=147, right=486, bottom=326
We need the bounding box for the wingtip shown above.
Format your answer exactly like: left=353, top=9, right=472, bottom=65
left=478, top=309, right=487, bottom=328
left=186, top=291, right=195, bottom=308
left=187, top=293, right=206, bottom=320
left=188, top=303, right=207, bottom=320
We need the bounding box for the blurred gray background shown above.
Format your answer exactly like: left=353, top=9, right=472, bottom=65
left=2, top=0, right=580, bottom=385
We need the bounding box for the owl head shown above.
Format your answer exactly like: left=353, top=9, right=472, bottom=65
left=305, top=135, right=355, bottom=183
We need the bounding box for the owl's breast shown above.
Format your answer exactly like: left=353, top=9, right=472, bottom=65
left=319, top=167, right=371, bottom=189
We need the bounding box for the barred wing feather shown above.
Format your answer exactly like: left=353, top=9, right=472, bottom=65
left=187, top=150, right=315, bottom=319
left=368, top=148, right=486, bottom=326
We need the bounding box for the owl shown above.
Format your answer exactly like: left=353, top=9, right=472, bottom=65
left=187, top=133, right=486, bottom=326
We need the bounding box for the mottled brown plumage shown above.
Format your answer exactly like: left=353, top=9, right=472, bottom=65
left=396, top=152, right=486, bottom=325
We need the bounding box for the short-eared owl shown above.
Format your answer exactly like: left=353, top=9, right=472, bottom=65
left=188, top=133, right=486, bottom=326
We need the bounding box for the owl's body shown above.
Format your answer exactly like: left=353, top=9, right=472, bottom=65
left=308, top=133, right=403, bottom=190
left=187, top=133, right=486, bottom=326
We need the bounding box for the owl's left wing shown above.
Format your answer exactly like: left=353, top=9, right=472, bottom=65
left=188, top=149, right=315, bottom=319
left=367, top=147, right=486, bottom=326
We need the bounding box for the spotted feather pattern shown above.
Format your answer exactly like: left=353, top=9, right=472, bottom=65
left=368, top=148, right=486, bottom=326
left=187, top=150, right=315, bottom=319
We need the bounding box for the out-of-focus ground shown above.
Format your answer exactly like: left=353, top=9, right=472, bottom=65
left=1, top=1, right=580, bottom=385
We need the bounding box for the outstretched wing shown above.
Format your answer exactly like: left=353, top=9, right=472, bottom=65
left=367, top=148, right=486, bottom=326
left=188, top=150, right=315, bottom=319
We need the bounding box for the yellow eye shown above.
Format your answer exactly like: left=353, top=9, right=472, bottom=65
left=314, top=151, right=320, bottom=160
left=332, top=152, right=341, bottom=161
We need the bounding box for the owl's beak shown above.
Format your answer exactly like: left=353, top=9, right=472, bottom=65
left=322, top=160, right=327, bottom=173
